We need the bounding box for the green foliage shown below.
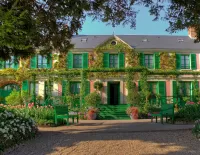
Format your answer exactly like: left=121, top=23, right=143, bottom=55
left=85, top=92, right=102, bottom=108
left=5, top=90, right=30, bottom=106
left=0, top=106, right=37, bottom=152
left=175, top=104, right=200, bottom=122
left=94, top=81, right=103, bottom=91
left=126, top=73, right=140, bottom=106
left=192, top=119, right=200, bottom=140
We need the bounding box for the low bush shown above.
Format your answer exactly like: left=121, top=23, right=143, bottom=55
left=0, top=107, right=38, bottom=152
left=5, top=90, right=31, bottom=106
left=192, top=119, right=200, bottom=140
left=175, top=104, right=200, bottom=122
left=85, top=92, right=101, bottom=108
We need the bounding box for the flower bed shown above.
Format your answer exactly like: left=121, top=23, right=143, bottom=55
left=0, top=104, right=55, bottom=126
left=0, top=107, right=38, bottom=152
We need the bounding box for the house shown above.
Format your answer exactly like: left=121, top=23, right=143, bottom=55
left=0, top=28, right=200, bottom=119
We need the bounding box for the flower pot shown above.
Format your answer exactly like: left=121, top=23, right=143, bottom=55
left=87, top=112, right=97, bottom=120
left=130, top=113, right=138, bottom=120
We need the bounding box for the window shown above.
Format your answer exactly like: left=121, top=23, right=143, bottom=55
left=144, top=54, right=154, bottom=69
left=109, top=54, right=118, bottom=68
left=181, top=55, right=190, bottom=69
left=73, top=54, right=82, bottom=68
left=5, top=56, right=14, bottom=68
left=38, top=55, right=47, bottom=68
left=70, top=82, right=81, bottom=94
left=179, top=82, right=191, bottom=96
left=3, top=84, right=19, bottom=91
left=30, top=82, right=39, bottom=95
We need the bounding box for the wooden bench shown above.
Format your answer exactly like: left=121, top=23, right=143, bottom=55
left=54, top=105, right=79, bottom=126
left=151, top=103, right=174, bottom=124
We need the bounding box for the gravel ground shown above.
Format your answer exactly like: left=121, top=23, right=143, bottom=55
left=3, top=120, right=199, bottom=155
left=4, top=130, right=200, bottom=155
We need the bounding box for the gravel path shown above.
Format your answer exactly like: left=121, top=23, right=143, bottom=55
left=4, top=120, right=200, bottom=155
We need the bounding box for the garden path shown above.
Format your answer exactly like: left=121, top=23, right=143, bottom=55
left=4, top=120, right=199, bottom=155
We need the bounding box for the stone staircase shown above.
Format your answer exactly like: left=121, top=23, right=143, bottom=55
left=98, top=104, right=130, bottom=120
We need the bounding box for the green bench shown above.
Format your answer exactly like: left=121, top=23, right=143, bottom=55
left=54, top=105, right=79, bottom=126
left=150, top=103, right=174, bottom=124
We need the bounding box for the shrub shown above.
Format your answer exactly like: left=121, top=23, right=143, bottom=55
left=192, top=119, right=200, bottom=140
left=85, top=92, right=101, bottom=108
left=5, top=90, right=30, bottom=106
left=94, top=81, right=103, bottom=91
left=175, top=104, right=200, bottom=122
left=0, top=107, right=38, bottom=152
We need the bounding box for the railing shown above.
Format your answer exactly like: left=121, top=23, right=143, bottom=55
left=148, top=95, right=197, bottom=107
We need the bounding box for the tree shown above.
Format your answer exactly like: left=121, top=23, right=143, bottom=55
left=1, top=0, right=200, bottom=60
left=0, top=0, right=137, bottom=59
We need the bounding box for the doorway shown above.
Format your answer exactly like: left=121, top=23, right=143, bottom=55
left=108, top=82, right=120, bottom=105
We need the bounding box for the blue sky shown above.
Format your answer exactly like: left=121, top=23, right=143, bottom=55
left=79, top=6, right=188, bottom=36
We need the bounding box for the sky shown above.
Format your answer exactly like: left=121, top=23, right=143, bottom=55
left=79, top=6, right=188, bottom=36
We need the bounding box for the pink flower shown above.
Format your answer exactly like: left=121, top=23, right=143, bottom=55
left=28, top=102, right=34, bottom=109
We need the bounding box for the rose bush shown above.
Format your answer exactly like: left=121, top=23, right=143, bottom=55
left=0, top=106, right=38, bottom=152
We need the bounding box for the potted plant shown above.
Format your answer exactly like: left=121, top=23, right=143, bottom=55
left=84, top=91, right=101, bottom=120
left=126, top=106, right=139, bottom=119
left=94, top=81, right=103, bottom=91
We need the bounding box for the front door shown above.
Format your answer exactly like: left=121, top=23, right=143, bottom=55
left=108, top=82, right=120, bottom=105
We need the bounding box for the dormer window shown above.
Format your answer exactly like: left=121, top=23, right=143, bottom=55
left=142, top=38, right=148, bottom=42
left=81, top=38, right=88, bottom=42
left=178, top=38, right=184, bottom=42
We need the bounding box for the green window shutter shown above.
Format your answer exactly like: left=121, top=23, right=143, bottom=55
left=85, top=81, right=90, bottom=96
left=176, top=54, right=181, bottom=70
left=22, top=80, right=29, bottom=92
left=173, top=81, right=177, bottom=103
left=67, top=52, right=73, bottom=69
left=140, top=53, right=144, bottom=66
left=13, top=56, right=19, bottom=69
left=0, top=60, right=4, bottom=69
left=82, top=53, right=88, bottom=69
left=103, top=53, right=109, bottom=68
left=62, top=81, right=69, bottom=96
left=154, top=53, right=160, bottom=69
left=107, top=82, right=110, bottom=104
left=118, top=52, right=125, bottom=68
left=30, top=55, right=37, bottom=69
left=47, top=53, right=52, bottom=69
left=158, top=81, right=166, bottom=105
left=191, top=54, right=196, bottom=70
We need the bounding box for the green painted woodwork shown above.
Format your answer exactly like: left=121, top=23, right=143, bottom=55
left=158, top=81, right=166, bottom=104
left=83, top=53, right=88, bottom=69
left=22, top=80, right=29, bottom=92
left=103, top=53, right=109, bottom=68
left=54, top=105, right=79, bottom=126
left=31, top=55, right=37, bottom=69
left=62, top=80, right=67, bottom=96
left=85, top=81, right=90, bottom=96
left=47, top=53, right=52, bottom=69
left=67, top=52, right=73, bottom=69
left=176, top=54, right=181, bottom=69
left=191, top=54, right=196, bottom=70
left=107, top=82, right=110, bottom=104
left=99, top=104, right=130, bottom=120
left=173, top=81, right=177, bottom=103
left=154, top=53, right=160, bottom=69
left=140, top=53, right=144, bottom=66
left=118, top=52, right=125, bottom=68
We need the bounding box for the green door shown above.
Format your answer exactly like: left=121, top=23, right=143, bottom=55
left=107, top=82, right=120, bottom=105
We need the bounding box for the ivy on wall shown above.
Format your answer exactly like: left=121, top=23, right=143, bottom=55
left=160, top=52, right=176, bottom=70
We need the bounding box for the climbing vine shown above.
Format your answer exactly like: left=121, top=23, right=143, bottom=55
left=160, top=52, right=176, bottom=70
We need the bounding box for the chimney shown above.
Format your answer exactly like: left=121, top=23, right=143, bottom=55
left=188, top=27, right=197, bottom=39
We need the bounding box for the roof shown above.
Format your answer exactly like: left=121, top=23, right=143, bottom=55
left=71, top=35, right=200, bottom=51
